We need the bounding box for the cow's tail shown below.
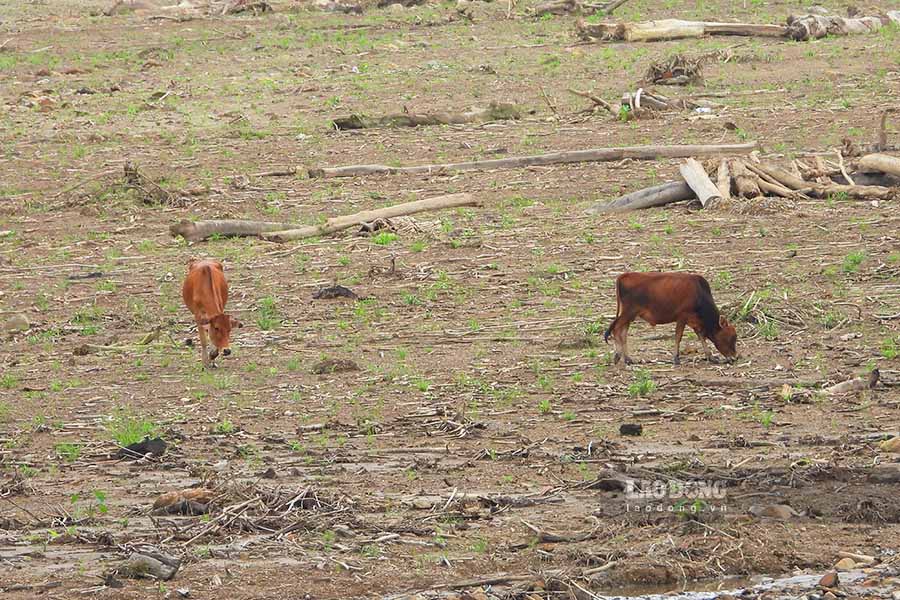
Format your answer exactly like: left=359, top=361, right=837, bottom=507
left=603, top=277, right=622, bottom=344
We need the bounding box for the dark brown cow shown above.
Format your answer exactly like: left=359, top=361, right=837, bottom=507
left=604, top=272, right=737, bottom=365
left=182, top=259, right=242, bottom=368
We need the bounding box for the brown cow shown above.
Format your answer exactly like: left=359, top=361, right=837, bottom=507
left=182, top=259, right=242, bottom=368
left=604, top=272, right=737, bottom=365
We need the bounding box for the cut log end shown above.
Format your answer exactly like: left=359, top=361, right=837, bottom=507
left=170, top=220, right=200, bottom=242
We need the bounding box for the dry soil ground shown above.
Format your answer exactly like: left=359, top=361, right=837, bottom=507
left=1, top=0, right=899, bottom=599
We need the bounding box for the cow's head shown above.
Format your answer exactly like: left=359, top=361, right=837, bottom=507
left=712, top=315, right=738, bottom=360
left=200, top=313, right=243, bottom=359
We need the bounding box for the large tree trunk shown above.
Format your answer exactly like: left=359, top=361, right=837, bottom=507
left=585, top=181, right=695, bottom=213
left=262, top=193, right=478, bottom=242
left=679, top=158, right=720, bottom=207
left=309, top=142, right=759, bottom=179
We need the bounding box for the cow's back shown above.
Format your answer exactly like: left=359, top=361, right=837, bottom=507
left=183, top=260, right=227, bottom=314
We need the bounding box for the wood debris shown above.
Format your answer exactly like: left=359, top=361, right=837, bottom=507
left=576, top=9, right=900, bottom=42
left=587, top=152, right=900, bottom=213
left=331, top=102, right=522, bottom=130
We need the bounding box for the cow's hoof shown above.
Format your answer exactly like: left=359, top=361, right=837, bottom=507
left=624, top=356, right=634, bottom=366
left=673, top=356, right=680, bottom=365
left=613, top=352, right=622, bottom=365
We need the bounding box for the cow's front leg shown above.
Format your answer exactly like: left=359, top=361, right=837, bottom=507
left=698, top=335, right=719, bottom=364
left=197, top=321, right=212, bottom=368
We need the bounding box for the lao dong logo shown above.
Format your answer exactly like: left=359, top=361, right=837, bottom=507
left=625, top=479, right=726, bottom=500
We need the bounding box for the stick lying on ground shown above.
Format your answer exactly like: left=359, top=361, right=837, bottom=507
left=261, top=193, right=477, bottom=242
left=309, top=142, right=759, bottom=178
left=577, top=10, right=900, bottom=42
left=169, top=194, right=478, bottom=243
left=170, top=219, right=295, bottom=243
left=331, top=103, right=522, bottom=130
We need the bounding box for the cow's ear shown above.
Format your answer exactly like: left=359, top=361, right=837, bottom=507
left=198, top=317, right=211, bottom=325
left=719, top=315, right=728, bottom=328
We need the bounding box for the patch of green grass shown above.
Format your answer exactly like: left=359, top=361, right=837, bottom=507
left=106, top=412, right=157, bottom=447
left=842, top=250, right=865, bottom=273
left=372, top=232, right=398, bottom=245
left=0, top=373, right=18, bottom=389
left=882, top=338, right=899, bottom=360
left=55, top=443, right=82, bottom=463
left=213, top=419, right=235, bottom=434
left=758, top=320, right=779, bottom=340
left=628, top=369, right=656, bottom=397
left=256, top=296, right=281, bottom=330
left=538, top=398, right=552, bottom=414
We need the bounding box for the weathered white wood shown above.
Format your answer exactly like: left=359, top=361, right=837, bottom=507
left=859, top=153, right=900, bottom=178
left=262, top=193, right=478, bottom=242
left=679, top=158, right=721, bottom=208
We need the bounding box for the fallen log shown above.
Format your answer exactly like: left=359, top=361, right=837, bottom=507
left=261, top=193, right=477, bottom=242
left=585, top=181, right=694, bottom=214
left=309, top=142, right=759, bottom=178
left=858, top=153, right=900, bottom=178
left=331, top=102, right=521, bottom=130
left=170, top=219, right=294, bottom=243
left=576, top=18, right=786, bottom=42
left=679, top=158, right=720, bottom=208
left=825, top=369, right=879, bottom=396
left=786, top=12, right=900, bottom=41
left=730, top=159, right=762, bottom=198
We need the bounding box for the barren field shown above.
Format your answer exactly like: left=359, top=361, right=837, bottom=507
left=1, top=0, right=899, bottom=598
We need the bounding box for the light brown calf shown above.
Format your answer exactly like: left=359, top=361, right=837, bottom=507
left=182, top=259, right=242, bottom=368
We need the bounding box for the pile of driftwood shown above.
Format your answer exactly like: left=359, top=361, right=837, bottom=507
left=577, top=8, right=900, bottom=42
left=591, top=152, right=900, bottom=213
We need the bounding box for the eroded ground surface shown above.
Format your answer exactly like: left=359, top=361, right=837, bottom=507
left=1, top=0, right=899, bottom=598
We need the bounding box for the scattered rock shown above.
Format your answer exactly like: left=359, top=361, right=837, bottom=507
left=748, top=504, right=801, bottom=520
left=312, top=358, right=359, bottom=375
left=879, top=437, right=900, bottom=453
left=822, top=592, right=837, bottom=600
left=312, top=285, right=358, bottom=300
left=2, top=313, right=30, bottom=333
left=619, top=423, right=642, bottom=436
left=834, top=557, right=856, bottom=571
left=818, top=571, right=839, bottom=588
left=258, top=467, right=277, bottom=479
left=868, top=463, right=900, bottom=484
left=118, top=437, right=167, bottom=459
left=117, top=550, right=181, bottom=581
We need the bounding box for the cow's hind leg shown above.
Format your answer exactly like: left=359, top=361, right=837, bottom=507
left=613, top=313, right=636, bottom=366
left=673, top=320, right=686, bottom=365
